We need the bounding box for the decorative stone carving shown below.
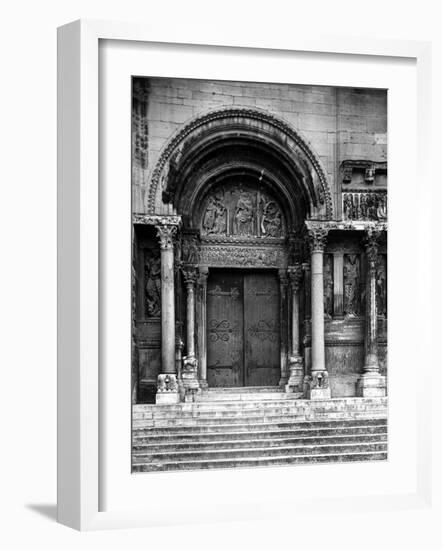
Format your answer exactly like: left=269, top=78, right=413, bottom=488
left=323, top=254, right=334, bottom=317
left=157, top=373, right=178, bottom=392
left=202, top=190, right=227, bottom=235
left=376, top=254, right=387, bottom=317
left=181, top=265, right=198, bottom=285
left=288, top=264, right=303, bottom=294
left=144, top=250, right=161, bottom=317
left=201, top=183, right=284, bottom=239
left=306, top=226, right=328, bottom=253
left=343, top=192, right=387, bottom=221
left=156, top=224, right=178, bottom=250
left=132, top=78, right=149, bottom=170
left=344, top=254, right=361, bottom=317
left=340, top=160, right=387, bottom=186
left=234, top=190, right=255, bottom=235
left=260, top=198, right=282, bottom=237
left=182, top=234, right=200, bottom=265
left=201, top=245, right=286, bottom=268
left=309, top=370, right=329, bottom=390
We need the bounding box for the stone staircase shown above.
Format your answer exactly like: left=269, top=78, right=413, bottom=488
left=132, top=390, right=387, bottom=473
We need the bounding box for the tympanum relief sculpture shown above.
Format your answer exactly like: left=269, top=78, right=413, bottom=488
left=144, top=250, right=161, bottom=317
left=344, top=254, right=361, bottom=317
left=202, top=191, right=227, bottom=235
left=201, top=183, right=285, bottom=239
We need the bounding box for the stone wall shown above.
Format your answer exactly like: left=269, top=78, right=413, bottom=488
left=132, top=78, right=387, bottom=215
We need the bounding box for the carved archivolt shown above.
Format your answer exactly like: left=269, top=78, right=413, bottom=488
left=147, top=107, right=333, bottom=218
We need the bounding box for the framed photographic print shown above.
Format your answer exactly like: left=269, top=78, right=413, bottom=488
left=57, top=20, right=432, bottom=530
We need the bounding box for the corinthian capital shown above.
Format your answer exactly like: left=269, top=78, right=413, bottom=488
left=181, top=265, right=198, bottom=286
left=288, top=264, right=303, bottom=293
left=156, top=224, right=178, bottom=250
left=364, top=225, right=383, bottom=264
left=306, top=226, right=328, bottom=253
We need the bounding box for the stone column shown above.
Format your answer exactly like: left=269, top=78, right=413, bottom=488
left=305, top=226, right=331, bottom=399
left=197, top=267, right=209, bottom=389
left=357, top=227, right=386, bottom=397
left=181, top=265, right=199, bottom=400
left=278, top=269, right=289, bottom=386
left=285, top=264, right=304, bottom=393
left=155, top=221, right=180, bottom=404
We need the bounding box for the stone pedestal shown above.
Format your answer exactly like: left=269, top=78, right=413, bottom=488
left=156, top=374, right=180, bottom=404
left=285, top=264, right=304, bottom=393
left=304, top=225, right=331, bottom=399
left=357, top=227, right=386, bottom=397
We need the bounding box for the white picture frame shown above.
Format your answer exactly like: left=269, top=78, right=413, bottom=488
left=57, top=19, right=433, bottom=531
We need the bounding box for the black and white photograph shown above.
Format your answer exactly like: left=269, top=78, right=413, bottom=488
left=130, top=77, right=388, bottom=473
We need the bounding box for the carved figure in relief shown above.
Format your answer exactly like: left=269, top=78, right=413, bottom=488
left=144, top=251, right=161, bottom=317
left=343, top=193, right=355, bottom=220
left=260, top=199, right=282, bottom=237
left=360, top=194, right=368, bottom=219
left=234, top=190, right=254, bottom=235
left=377, top=194, right=387, bottom=220
left=376, top=255, right=387, bottom=316
left=323, top=255, right=333, bottom=317
left=182, top=235, right=199, bottom=264
left=202, top=192, right=227, bottom=235
left=344, top=254, right=360, bottom=317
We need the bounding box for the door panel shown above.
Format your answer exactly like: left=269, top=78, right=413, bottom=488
left=207, top=270, right=280, bottom=387
left=244, top=272, right=280, bottom=386
left=207, top=272, right=244, bottom=387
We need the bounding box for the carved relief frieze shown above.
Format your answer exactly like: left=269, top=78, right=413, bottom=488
left=343, top=191, right=387, bottom=222
left=200, top=245, right=286, bottom=268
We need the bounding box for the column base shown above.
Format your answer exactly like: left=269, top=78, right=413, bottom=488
left=198, top=379, right=208, bottom=390
left=285, top=355, right=304, bottom=393
left=181, top=355, right=200, bottom=402
left=304, top=371, right=331, bottom=400
left=156, top=374, right=180, bottom=404
left=357, top=372, right=386, bottom=397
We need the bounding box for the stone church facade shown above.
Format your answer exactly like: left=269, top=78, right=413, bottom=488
left=131, top=77, right=388, bottom=408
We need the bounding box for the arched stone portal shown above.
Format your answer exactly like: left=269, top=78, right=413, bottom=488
left=141, top=108, right=336, bottom=402
left=134, top=107, right=386, bottom=405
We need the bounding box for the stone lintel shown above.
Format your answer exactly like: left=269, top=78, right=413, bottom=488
left=305, top=220, right=387, bottom=233
left=133, top=214, right=182, bottom=227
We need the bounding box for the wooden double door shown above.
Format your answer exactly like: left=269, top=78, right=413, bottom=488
left=207, top=270, right=281, bottom=387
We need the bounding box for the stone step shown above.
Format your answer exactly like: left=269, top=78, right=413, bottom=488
left=133, top=397, right=387, bottom=416
left=133, top=416, right=387, bottom=431
left=132, top=441, right=387, bottom=464
left=132, top=450, right=388, bottom=472
left=133, top=401, right=386, bottom=420
left=133, top=424, right=387, bottom=441
left=133, top=433, right=387, bottom=452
